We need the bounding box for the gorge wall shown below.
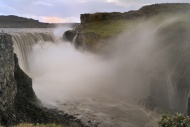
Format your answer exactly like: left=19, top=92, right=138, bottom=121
left=0, top=33, right=17, bottom=114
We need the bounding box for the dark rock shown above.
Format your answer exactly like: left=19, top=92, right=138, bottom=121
left=188, top=96, right=190, bottom=116
left=63, top=30, right=84, bottom=49
left=0, top=33, right=17, bottom=115
left=63, top=30, right=77, bottom=42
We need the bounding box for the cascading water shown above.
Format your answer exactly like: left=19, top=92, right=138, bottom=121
left=72, top=31, right=79, bottom=45
left=11, top=32, right=56, bottom=73
left=8, top=14, right=190, bottom=127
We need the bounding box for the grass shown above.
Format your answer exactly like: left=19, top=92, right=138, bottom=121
left=81, top=19, right=131, bottom=50
left=83, top=19, right=128, bottom=38
left=159, top=113, right=190, bottom=127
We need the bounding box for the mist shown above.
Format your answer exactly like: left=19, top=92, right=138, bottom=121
left=29, top=42, right=113, bottom=104
left=20, top=14, right=190, bottom=126
left=52, top=25, right=73, bottom=40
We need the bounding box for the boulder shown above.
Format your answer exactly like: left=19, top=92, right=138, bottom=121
left=63, top=30, right=77, bottom=42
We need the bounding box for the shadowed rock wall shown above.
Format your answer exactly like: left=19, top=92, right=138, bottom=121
left=0, top=33, right=17, bottom=113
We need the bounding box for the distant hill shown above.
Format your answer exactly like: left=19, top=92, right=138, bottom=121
left=0, top=15, right=78, bottom=28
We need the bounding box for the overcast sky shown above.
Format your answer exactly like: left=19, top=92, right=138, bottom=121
left=0, top=0, right=189, bottom=23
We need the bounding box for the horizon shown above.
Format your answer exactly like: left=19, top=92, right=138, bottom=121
left=0, top=0, right=189, bottom=23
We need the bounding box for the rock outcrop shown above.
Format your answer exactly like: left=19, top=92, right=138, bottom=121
left=64, top=31, right=84, bottom=47
left=0, top=33, right=17, bottom=115
left=63, top=30, right=77, bottom=42
left=0, top=33, right=88, bottom=127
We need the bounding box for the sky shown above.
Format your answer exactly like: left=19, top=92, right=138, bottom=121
left=0, top=0, right=189, bottom=23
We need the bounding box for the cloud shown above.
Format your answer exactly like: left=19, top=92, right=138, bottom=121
left=0, top=2, right=17, bottom=14
left=106, top=0, right=190, bottom=8
left=106, top=0, right=137, bottom=8
left=77, top=0, right=87, bottom=3
left=40, top=16, right=77, bottom=23
left=33, top=1, right=53, bottom=6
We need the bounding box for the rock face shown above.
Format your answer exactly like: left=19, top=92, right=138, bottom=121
left=0, top=33, right=17, bottom=113
left=63, top=30, right=84, bottom=48
left=0, top=33, right=88, bottom=127
left=63, top=30, right=77, bottom=42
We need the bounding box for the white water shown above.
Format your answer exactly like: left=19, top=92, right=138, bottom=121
left=12, top=32, right=56, bottom=73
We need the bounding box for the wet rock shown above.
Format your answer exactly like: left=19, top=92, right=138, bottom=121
left=63, top=30, right=84, bottom=49
left=63, top=30, right=77, bottom=42
left=0, top=33, right=16, bottom=114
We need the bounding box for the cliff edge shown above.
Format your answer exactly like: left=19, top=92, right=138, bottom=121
left=80, top=3, right=190, bottom=23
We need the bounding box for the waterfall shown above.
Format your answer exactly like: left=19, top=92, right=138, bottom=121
left=72, top=31, right=83, bottom=48
left=11, top=32, right=56, bottom=73
left=72, top=32, right=79, bottom=45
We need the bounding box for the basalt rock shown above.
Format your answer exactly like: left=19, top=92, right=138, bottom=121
left=63, top=30, right=77, bottom=42
left=63, top=30, right=84, bottom=48
left=0, top=33, right=17, bottom=120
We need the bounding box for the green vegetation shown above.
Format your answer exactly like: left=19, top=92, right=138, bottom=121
left=83, top=20, right=127, bottom=38
left=12, top=124, right=65, bottom=127
left=80, top=19, right=130, bottom=50
left=159, top=113, right=190, bottom=127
